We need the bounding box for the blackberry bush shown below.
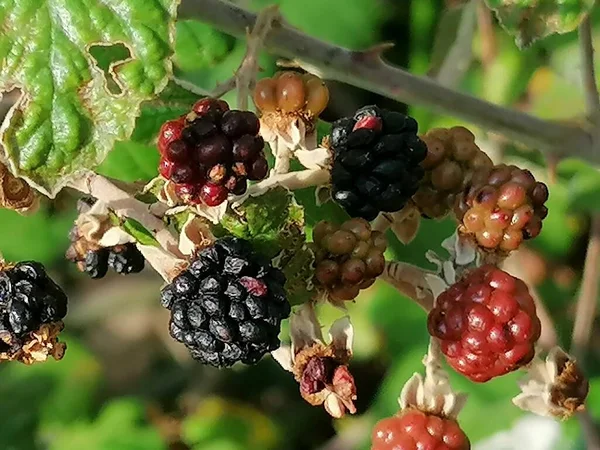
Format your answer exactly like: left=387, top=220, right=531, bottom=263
left=329, top=105, right=427, bottom=220
left=158, top=98, right=269, bottom=206
left=161, top=237, right=291, bottom=368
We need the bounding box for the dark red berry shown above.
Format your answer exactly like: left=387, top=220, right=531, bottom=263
left=248, top=158, right=269, bottom=181
left=171, top=164, right=196, bottom=184
left=233, top=135, right=262, bottom=162
left=165, top=140, right=190, bottom=162
left=192, top=98, right=229, bottom=117
left=159, top=158, right=174, bottom=179
left=158, top=117, right=186, bottom=154
left=197, top=134, right=232, bottom=166
left=175, top=184, right=200, bottom=203
left=200, top=183, right=229, bottom=206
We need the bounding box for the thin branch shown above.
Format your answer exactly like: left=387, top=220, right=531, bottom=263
left=436, top=0, right=477, bottom=87
left=380, top=261, right=435, bottom=312
left=68, top=172, right=181, bottom=257
left=178, top=0, right=596, bottom=163
left=579, top=15, right=600, bottom=121
left=571, top=215, right=600, bottom=360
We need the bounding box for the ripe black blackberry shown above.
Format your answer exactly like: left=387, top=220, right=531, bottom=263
left=0, top=261, right=68, bottom=363
left=161, top=237, right=291, bottom=368
left=66, top=225, right=145, bottom=278
left=329, top=105, right=427, bottom=221
left=158, top=99, right=269, bottom=206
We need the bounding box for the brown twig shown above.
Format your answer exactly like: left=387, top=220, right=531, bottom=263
left=476, top=0, right=497, bottom=70
left=178, top=0, right=596, bottom=162
left=579, top=15, right=600, bottom=123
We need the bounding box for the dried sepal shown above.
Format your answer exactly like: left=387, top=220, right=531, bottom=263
left=387, top=202, right=421, bottom=245
left=272, top=304, right=357, bottom=418
left=399, top=339, right=468, bottom=420
left=178, top=214, right=215, bottom=256
left=0, top=322, right=66, bottom=365
left=513, top=347, right=589, bottom=419
left=0, top=162, right=39, bottom=215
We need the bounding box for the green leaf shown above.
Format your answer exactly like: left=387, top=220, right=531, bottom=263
left=182, top=397, right=279, bottom=450
left=121, top=218, right=159, bottom=247
left=485, top=0, right=595, bottom=48
left=48, top=398, right=165, bottom=450
left=216, top=187, right=315, bottom=305
left=567, top=171, right=600, bottom=213
left=0, top=0, right=179, bottom=196
left=175, top=20, right=234, bottom=73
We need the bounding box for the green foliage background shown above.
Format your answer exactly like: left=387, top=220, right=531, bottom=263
left=0, top=1, right=599, bottom=449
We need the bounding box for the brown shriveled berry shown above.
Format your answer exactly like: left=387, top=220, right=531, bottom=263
left=413, top=127, right=493, bottom=219
left=455, top=164, right=549, bottom=254
left=312, top=219, right=385, bottom=303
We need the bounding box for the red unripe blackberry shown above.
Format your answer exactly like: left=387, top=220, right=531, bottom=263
left=428, top=265, right=541, bottom=382
left=413, top=127, right=493, bottom=219
left=157, top=99, right=269, bottom=207
left=372, top=409, right=470, bottom=450
left=454, top=164, right=549, bottom=253
left=312, top=218, right=387, bottom=302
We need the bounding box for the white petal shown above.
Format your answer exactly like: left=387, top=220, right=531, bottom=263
left=98, top=227, right=136, bottom=247
left=290, top=304, right=324, bottom=355
left=271, top=345, right=294, bottom=372
left=328, top=316, right=353, bottom=353
left=193, top=201, right=228, bottom=224
left=178, top=214, right=215, bottom=256
left=295, top=147, right=332, bottom=169
left=512, top=393, right=555, bottom=418
left=324, top=393, right=345, bottom=418
left=424, top=274, right=449, bottom=303
left=136, top=244, right=185, bottom=282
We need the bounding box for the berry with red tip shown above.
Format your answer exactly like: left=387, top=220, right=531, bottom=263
left=330, top=105, right=426, bottom=220
left=454, top=164, right=549, bottom=253
left=428, top=265, right=541, bottom=382
left=157, top=98, right=269, bottom=207
left=372, top=409, right=470, bottom=450
left=161, top=237, right=290, bottom=368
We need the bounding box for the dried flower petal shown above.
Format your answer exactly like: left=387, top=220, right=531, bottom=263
left=0, top=163, right=39, bottom=214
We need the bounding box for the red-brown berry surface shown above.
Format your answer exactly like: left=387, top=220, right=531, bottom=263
left=428, top=265, right=541, bottom=382
left=372, top=409, right=470, bottom=450
left=413, top=127, right=493, bottom=219
left=253, top=71, right=329, bottom=117
left=312, top=218, right=386, bottom=302
left=454, top=164, right=549, bottom=253
left=156, top=98, right=268, bottom=206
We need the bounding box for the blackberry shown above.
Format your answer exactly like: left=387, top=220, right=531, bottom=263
left=413, top=127, right=493, bottom=219
left=329, top=106, right=427, bottom=221
left=157, top=99, right=269, bottom=207
left=312, top=218, right=387, bottom=302
left=0, top=261, right=68, bottom=364
left=454, top=164, right=549, bottom=253
left=108, top=244, right=145, bottom=275
left=160, top=237, right=291, bottom=368
left=66, top=226, right=145, bottom=278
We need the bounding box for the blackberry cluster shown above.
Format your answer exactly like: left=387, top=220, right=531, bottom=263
left=413, top=127, right=493, bottom=219
left=330, top=106, right=427, bottom=221
left=253, top=71, right=329, bottom=118
left=454, top=164, right=549, bottom=253
left=428, top=265, right=541, bottom=382
left=67, top=228, right=145, bottom=279
left=158, top=98, right=269, bottom=207
left=160, top=237, right=291, bottom=368
left=312, top=218, right=387, bottom=302
left=0, top=261, right=68, bottom=360
left=372, top=409, right=470, bottom=450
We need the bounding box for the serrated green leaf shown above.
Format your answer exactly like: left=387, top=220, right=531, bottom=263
left=485, top=0, right=595, bottom=48
left=121, top=218, right=159, bottom=246
left=0, top=0, right=178, bottom=196
left=217, top=187, right=314, bottom=305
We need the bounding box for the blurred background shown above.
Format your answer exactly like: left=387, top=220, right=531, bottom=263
left=1, top=0, right=600, bottom=449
